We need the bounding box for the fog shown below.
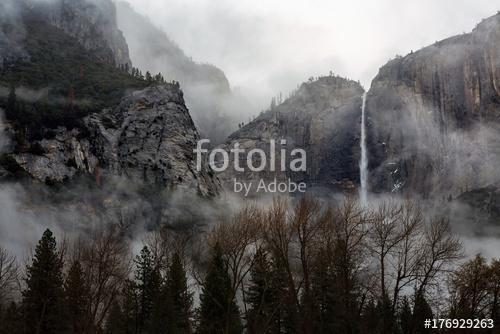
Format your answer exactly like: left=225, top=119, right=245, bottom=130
left=122, top=0, right=498, bottom=105
left=0, top=0, right=499, bottom=260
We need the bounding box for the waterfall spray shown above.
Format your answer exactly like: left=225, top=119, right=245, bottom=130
left=359, top=92, right=368, bottom=206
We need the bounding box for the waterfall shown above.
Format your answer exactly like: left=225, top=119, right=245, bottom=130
left=359, top=92, right=368, bottom=206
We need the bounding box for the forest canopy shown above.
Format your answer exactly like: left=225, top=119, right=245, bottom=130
left=1, top=197, right=496, bottom=334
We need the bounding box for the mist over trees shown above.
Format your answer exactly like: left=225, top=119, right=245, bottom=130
left=0, top=197, right=497, bottom=334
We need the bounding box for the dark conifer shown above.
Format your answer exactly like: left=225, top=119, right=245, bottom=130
left=197, top=243, right=242, bottom=334
left=134, top=246, right=162, bottom=333
left=122, top=280, right=140, bottom=334
left=246, top=249, right=276, bottom=334
left=397, top=296, right=412, bottom=334
left=0, top=302, right=22, bottom=334
left=22, top=229, right=67, bottom=334
left=412, top=293, right=433, bottom=334
left=64, top=260, right=90, bottom=334
left=166, top=252, right=192, bottom=333
left=105, top=301, right=126, bottom=334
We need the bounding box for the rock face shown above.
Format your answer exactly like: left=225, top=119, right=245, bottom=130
left=31, top=0, right=131, bottom=67
left=86, top=85, right=220, bottom=196
left=3, top=85, right=221, bottom=197
left=218, top=76, right=364, bottom=193
left=10, top=128, right=97, bottom=182
left=366, top=13, right=500, bottom=197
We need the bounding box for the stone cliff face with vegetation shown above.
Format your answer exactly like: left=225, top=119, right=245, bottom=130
left=366, top=13, right=500, bottom=198
left=218, top=76, right=364, bottom=194
left=1, top=0, right=499, bottom=220
left=2, top=85, right=220, bottom=196
left=0, top=0, right=220, bottom=197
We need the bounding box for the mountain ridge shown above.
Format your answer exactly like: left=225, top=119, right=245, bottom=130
left=218, top=75, right=364, bottom=194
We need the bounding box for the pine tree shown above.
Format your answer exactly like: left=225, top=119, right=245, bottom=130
left=166, top=252, right=192, bottom=334
left=197, top=243, right=242, bottom=334
left=375, top=294, right=396, bottom=334
left=412, top=293, right=433, bottom=334
left=122, top=280, right=140, bottom=334
left=397, top=296, right=412, bottom=334
left=148, top=283, right=173, bottom=334
left=0, top=302, right=22, bottom=334
left=22, top=229, right=67, bottom=334
left=134, top=246, right=162, bottom=333
left=64, top=260, right=90, bottom=334
left=153, top=73, right=165, bottom=84
left=246, top=249, right=277, bottom=334
left=270, top=259, right=298, bottom=334
left=105, top=301, right=126, bottom=334
left=311, top=249, right=338, bottom=334
left=145, top=71, right=153, bottom=83
left=361, top=299, right=379, bottom=334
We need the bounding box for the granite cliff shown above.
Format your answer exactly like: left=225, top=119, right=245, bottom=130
left=366, top=13, right=500, bottom=198
left=0, top=0, right=220, bottom=198
left=218, top=76, right=364, bottom=194
left=1, top=0, right=500, bottom=227
left=2, top=85, right=220, bottom=197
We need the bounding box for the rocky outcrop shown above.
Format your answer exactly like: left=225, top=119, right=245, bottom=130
left=366, top=13, right=500, bottom=197
left=218, top=76, right=364, bottom=194
left=2, top=85, right=221, bottom=197
left=10, top=128, right=97, bottom=183
left=86, top=85, right=220, bottom=196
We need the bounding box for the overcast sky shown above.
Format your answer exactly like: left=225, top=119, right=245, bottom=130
left=122, top=0, right=498, bottom=103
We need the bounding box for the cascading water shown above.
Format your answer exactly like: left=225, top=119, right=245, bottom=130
left=359, top=92, right=368, bottom=206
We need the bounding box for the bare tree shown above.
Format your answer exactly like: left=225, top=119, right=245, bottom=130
left=368, top=201, right=408, bottom=303
left=448, top=255, right=490, bottom=318
left=143, top=226, right=180, bottom=275
left=415, top=217, right=463, bottom=298
left=367, top=201, right=462, bottom=315
left=254, top=196, right=304, bottom=332
left=0, top=247, right=19, bottom=305
left=79, top=226, right=131, bottom=331
left=261, top=197, right=298, bottom=308
left=316, top=197, right=371, bottom=332
left=207, top=204, right=261, bottom=312
left=290, top=197, right=322, bottom=333
left=388, top=202, right=425, bottom=310
left=489, top=259, right=500, bottom=321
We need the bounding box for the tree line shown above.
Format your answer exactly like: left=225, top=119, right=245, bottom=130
left=0, top=197, right=498, bottom=334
